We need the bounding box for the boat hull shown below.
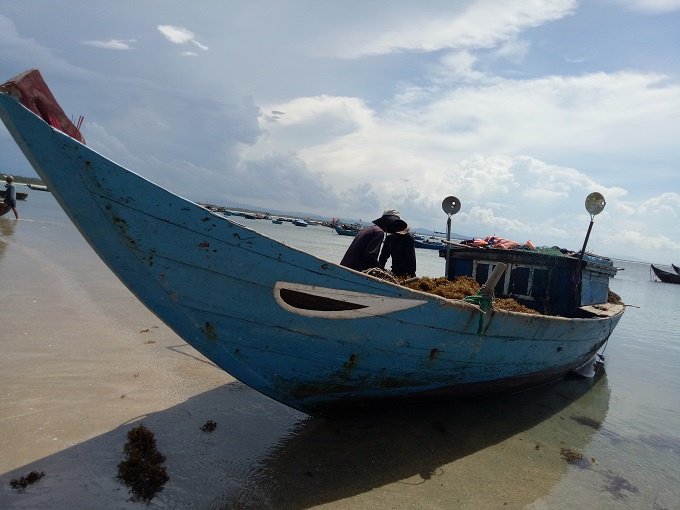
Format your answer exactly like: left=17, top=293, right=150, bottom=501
left=0, top=90, right=624, bottom=414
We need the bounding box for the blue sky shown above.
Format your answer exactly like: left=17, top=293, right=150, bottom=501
left=1, top=0, right=679, bottom=263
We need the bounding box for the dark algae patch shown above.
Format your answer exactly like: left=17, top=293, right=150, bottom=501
left=201, top=419, right=217, bottom=432
left=560, top=447, right=594, bottom=469
left=603, top=472, right=640, bottom=500
left=10, top=470, right=45, bottom=491
left=560, top=447, right=583, bottom=464
left=571, top=414, right=601, bottom=429
left=117, top=423, right=169, bottom=503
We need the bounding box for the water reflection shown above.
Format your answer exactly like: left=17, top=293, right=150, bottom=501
left=0, top=218, right=16, bottom=236
left=0, top=218, right=17, bottom=261
left=230, top=374, right=610, bottom=509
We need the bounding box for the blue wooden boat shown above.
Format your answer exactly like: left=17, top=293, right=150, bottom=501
left=0, top=70, right=625, bottom=415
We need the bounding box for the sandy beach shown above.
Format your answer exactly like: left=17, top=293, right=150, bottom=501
left=0, top=211, right=305, bottom=509
left=0, top=198, right=655, bottom=509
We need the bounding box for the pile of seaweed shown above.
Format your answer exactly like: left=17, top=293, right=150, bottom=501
left=608, top=290, right=623, bottom=305
left=117, top=423, right=169, bottom=503
left=10, top=471, right=45, bottom=491
left=403, top=276, right=539, bottom=314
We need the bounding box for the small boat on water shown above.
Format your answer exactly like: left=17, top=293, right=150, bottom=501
left=334, top=224, right=361, bottom=236
left=292, top=219, right=308, bottom=227
left=0, top=69, right=625, bottom=415
left=272, top=218, right=283, bottom=224
left=414, top=235, right=446, bottom=250
left=651, top=264, right=680, bottom=284
left=27, top=183, right=49, bottom=191
left=0, top=189, right=28, bottom=201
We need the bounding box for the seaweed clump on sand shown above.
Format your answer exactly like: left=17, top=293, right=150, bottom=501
left=10, top=471, right=45, bottom=491
left=560, top=447, right=594, bottom=469
left=200, top=419, right=217, bottom=432
left=117, top=423, right=169, bottom=503
left=403, top=276, right=539, bottom=314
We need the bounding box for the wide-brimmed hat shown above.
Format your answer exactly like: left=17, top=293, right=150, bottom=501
left=372, top=208, right=407, bottom=234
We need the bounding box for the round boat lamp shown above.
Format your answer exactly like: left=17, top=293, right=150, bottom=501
left=442, top=196, right=461, bottom=216
left=585, top=192, right=606, bottom=216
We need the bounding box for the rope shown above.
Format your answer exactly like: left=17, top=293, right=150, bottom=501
left=463, top=293, right=493, bottom=336
left=363, top=267, right=400, bottom=284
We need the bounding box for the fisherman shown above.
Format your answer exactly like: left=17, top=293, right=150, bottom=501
left=340, top=209, right=407, bottom=272
left=0, top=175, right=19, bottom=219
left=379, top=227, right=416, bottom=277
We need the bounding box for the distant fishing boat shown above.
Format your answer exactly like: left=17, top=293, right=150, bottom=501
left=0, top=69, right=625, bottom=415
left=651, top=264, right=680, bottom=284
left=413, top=235, right=445, bottom=250
left=334, top=224, right=361, bottom=236
left=292, top=219, right=308, bottom=227
left=27, top=183, right=48, bottom=191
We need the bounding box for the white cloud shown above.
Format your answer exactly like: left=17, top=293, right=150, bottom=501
left=495, top=38, right=530, bottom=63
left=609, top=0, right=680, bottom=13
left=326, top=0, right=576, bottom=58
left=191, top=39, right=209, bottom=51
left=257, top=69, right=680, bottom=198
left=82, top=39, right=136, bottom=50
left=614, top=228, right=680, bottom=251
left=399, top=71, right=680, bottom=158
left=257, top=95, right=375, bottom=150
left=638, top=192, right=680, bottom=216
left=248, top=62, right=680, bottom=253
left=440, top=51, right=487, bottom=80
left=157, top=25, right=208, bottom=51
left=158, top=25, right=194, bottom=44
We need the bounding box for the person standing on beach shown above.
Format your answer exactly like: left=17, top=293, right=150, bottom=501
left=340, top=209, right=408, bottom=272
left=1, top=175, right=19, bottom=219
left=379, top=228, right=416, bottom=278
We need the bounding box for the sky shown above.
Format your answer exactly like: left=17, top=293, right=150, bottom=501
left=1, top=0, right=679, bottom=264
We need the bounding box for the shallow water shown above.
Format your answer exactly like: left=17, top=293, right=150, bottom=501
left=1, top=190, right=679, bottom=509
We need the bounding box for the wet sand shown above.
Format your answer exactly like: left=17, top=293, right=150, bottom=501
left=0, top=214, right=302, bottom=507
left=0, top=211, right=619, bottom=509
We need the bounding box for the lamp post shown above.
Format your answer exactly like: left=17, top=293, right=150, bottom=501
left=441, top=196, right=461, bottom=278
left=578, top=192, right=606, bottom=266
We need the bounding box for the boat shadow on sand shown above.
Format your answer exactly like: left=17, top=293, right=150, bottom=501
left=0, top=372, right=618, bottom=509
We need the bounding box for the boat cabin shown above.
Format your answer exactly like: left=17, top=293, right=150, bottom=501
left=442, top=245, right=617, bottom=316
